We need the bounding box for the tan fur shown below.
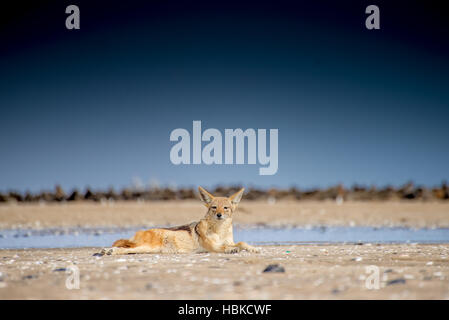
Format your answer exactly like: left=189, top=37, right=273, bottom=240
left=98, top=187, right=260, bottom=255
left=112, top=239, right=137, bottom=248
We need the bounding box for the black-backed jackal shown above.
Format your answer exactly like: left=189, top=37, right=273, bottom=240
left=97, top=187, right=259, bottom=255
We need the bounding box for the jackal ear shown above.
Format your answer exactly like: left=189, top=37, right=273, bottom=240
left=198, top=186, right=214, bottom=206
left=229, top=188, right=245, bottom=206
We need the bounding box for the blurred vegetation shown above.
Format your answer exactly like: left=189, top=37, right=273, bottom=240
left=0, top=181, right=448, bottom=203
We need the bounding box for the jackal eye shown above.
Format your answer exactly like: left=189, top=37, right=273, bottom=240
left=211, top=206, right=217, bottom=210
left=224, top=206, right=229, bottom=210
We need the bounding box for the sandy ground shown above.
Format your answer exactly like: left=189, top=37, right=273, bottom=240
left=1, top=200, right=449, bottom=229
left=1, top=201, right=448, bottom=299
left=0, top=244, right=448, bottom=299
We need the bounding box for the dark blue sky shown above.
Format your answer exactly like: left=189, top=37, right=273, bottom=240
left=1, top=0, right=448, bottom=192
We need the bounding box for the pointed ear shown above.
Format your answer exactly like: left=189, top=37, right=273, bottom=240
left=198, top=186, right=214, bottom=206
left=229, top=188, right=245, bottom=206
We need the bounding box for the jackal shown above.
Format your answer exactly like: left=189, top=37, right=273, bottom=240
left=97, top=187, right=259, bottom=255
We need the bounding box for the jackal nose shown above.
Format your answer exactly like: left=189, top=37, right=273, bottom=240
left=217, top=213, right=222, bottom=218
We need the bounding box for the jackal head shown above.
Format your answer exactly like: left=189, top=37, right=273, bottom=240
left=198, top=186, right=244, bottom=221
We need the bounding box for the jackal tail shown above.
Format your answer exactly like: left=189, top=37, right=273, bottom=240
left=112, top=239, right=137, bottom=248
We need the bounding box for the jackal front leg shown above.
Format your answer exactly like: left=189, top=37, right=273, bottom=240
left=234, top=241, right=261, bottom=253
left=199, top=237, right=240, bottom=254
left=202, top=240, right=260, bottom=254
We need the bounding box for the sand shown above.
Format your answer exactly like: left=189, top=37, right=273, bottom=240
left=1, top=201, right=448, bottom=299
left=0, top=244, right=448, bottom=299
left=1, top=200, right=449, bottom=229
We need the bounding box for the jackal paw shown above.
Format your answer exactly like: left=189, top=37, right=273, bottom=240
left=224, top=246, right=240, bottom=254
left=247, top=246, right=261, bottom=253
left=98, top=247, right=115, bottom=256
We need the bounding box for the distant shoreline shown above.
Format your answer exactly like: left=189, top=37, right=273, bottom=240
left=1, top=182, right=448, bottom=203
